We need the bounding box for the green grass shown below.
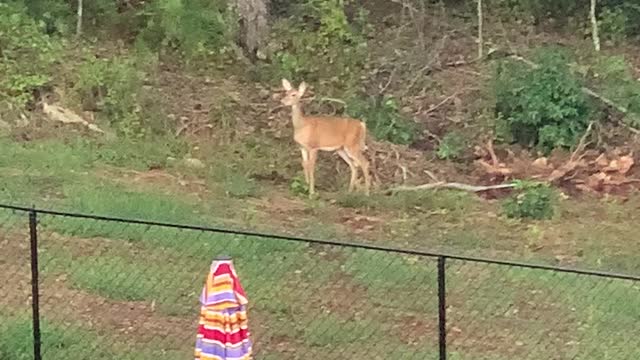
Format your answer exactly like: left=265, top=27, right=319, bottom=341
left=336, top=189, right=479, bottom=213
left=2, top=134, right=640, bottom=359
left=0, top=317, right=185, bottom=360
left=445, top=261, right=640, bottom=359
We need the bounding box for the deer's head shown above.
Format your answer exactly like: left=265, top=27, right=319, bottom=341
left=280, top=79, right=307, bottom=107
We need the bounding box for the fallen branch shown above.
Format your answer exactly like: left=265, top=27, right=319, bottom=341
left=388, top=181, right=516, bottom=194
left=547, top=121, right=594, bottom=182
left=424, top=91, right=459, bottom=115
left=42, top=102, right=104, bottom=134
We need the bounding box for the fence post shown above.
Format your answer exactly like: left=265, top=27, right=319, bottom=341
left=29, top=210, right=42, bottom=360
left=437, top=256, right=447, bottom=360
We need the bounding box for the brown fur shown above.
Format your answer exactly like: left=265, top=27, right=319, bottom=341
left=280, top=79, right=371, bottom=197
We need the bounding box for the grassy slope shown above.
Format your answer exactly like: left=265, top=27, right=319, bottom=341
left=2, top=4, right=640, bottom=359
left=2, top=126, right=640, bottom=359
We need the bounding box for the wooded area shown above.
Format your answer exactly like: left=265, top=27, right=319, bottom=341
left=2, top=0, right=640, bottom=201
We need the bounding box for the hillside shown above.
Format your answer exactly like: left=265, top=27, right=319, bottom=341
left=2, top=0, right=640, bottom=274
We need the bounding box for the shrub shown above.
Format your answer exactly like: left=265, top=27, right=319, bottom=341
left=346, top=95, right=415, bottom=145
left=494, top=48, right=591, bottom=153
left=137, top=0, right=233, bottom=60
left=589, top=55, right=640, bottom=127
left=491, top=0, right=581, bottom=25
left=0, top=2, right=61, bottom=111
left=502, top=181, right=556, bottom=220
left=289, top=175, right=310, bottom=197
left=266, top=0, right=368, bottom=87
left=75, top=55, right=167, bottom=137
left=436, top=131, right=466, bottom=160
left=599, top=6, right=628, bottom=43
left=599, top=2, right=640, bottom=38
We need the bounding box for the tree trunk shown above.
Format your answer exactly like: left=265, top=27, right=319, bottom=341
left=231, top=0, right=270, bottom=61
left=590, top=0, right=600, bottom=52
left=477, top=0, right=483, bottom=58
left=76, top=0, right=83, bottom=37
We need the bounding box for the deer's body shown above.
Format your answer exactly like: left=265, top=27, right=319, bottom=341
left=281, top=79, right=371, bottom=197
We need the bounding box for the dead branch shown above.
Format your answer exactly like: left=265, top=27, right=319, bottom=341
left=319, top=97, right=347, bottom=106
left=388, top=181, right=516, bottom=194
left=547, top=122, right=594, bottom=182
left=42, top=102, right=104, bottom=134
left=424, top=91, right=459, bottom=115
left=423, top=169, right=440, bottom=182
left=486, top=137, right=499, bottom=166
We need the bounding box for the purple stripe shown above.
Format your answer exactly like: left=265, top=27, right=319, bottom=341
left=199, top=339, right=252, bottom=358
left=202, top=291, right=237, bottom=304
left=201, top=306, right=248, bottom=316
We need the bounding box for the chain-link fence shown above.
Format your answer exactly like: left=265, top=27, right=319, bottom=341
left=1, top=204, right=639, bottom=360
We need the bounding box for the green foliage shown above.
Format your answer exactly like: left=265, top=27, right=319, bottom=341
left=436, top=131, right=467, bottom=160
left=0, top=3, right=61, bottom=110
left=589, top=55, right=640, bottom=127
left=75, top=55, right=167, bottom=137
left=491, top=0, right=582, bottom=24
left=21, top=0, right=74, bottom=34
left=502, top=180, right=556, bottom=220
left=599, top=2, right=640, bottom=38
left=599, top=6, right=628, bottom=43
left=222, top=171, right=258, bottom=199
left=494, top=48, right=591, bottom=153
left=268, top=0, right=368, bottom=86
left=138, top=0, right=233, bottom=59
left=289, top=175, right=310, bottom=197
left=347, top=95, right=415, bottom=145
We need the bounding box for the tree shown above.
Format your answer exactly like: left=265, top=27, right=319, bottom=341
left=232, top=0, right=270, bottom=61
left=590, top=0, right=601, bottom=51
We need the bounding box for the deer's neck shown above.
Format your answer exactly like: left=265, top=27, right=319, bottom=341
left=291, top=103, right=306, bottom=129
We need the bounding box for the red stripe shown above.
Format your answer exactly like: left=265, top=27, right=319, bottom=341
left=197, top=325, right=250, bottom=343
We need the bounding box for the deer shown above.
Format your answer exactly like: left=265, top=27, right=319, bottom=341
left=280, top=79, right=371, bottom=197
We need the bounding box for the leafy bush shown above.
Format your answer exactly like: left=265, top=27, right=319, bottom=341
left=347, top=95, right=415, bottom=145
left=0, top=2, right=61, bottom=110
left=138, top=0, right=233, bottom=59
left=589, top=55, right=640, bottom=127
left=21, top=0, right=74, bottom=35
left=267, top=0, right=368, bottom=86
left=599, top=2, right=640, bottom=38
left=494, top=48, right=592, bottom=153
left=289, top=175, right=310, bottom=197
left=436, top=131, right=466, bottom=160
left=75, top=55, right=166, bottom=137
left=502, top=181, right=556, bottom=220
left=492, top=0, right=581, bottom=24
left=599, top=6, right=628, bottom=43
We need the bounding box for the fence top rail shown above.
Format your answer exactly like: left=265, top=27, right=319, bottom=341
left=2, top=203, right=639, bottom=282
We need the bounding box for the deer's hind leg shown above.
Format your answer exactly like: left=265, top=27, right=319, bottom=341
left=345, top=147, right=371, bottom=196
left=337, top=149, right=358, bottom=192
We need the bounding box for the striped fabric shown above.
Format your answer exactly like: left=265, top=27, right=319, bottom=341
left=195, top=259, right=252, bottom=360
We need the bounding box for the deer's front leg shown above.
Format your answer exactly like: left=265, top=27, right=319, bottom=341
left=300, top=148, right=310, bottom=185
left=307, top=149, right=318, bottom=197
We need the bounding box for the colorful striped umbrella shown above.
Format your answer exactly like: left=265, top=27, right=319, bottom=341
left=195, top=256, right=252, bottom=360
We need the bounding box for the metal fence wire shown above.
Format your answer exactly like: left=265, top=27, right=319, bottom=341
left=1, top=204, right=640, bottom=360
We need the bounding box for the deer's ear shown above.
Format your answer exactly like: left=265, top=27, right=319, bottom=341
left=298, top=81, right=308, bottom=96
left=281, top=79, right=293, bottom=91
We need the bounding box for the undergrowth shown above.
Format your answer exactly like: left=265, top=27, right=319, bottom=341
left=347, top=95, right=415, bottom=145
left=502, top=181, right=557, bottom=220
left=0, top=2, right=61, bottom=113
left=494, top=47, right=592, bottom=153
left=263, top=0, right=369, bottom=88
left=74, top=53, right=168, bottom=137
